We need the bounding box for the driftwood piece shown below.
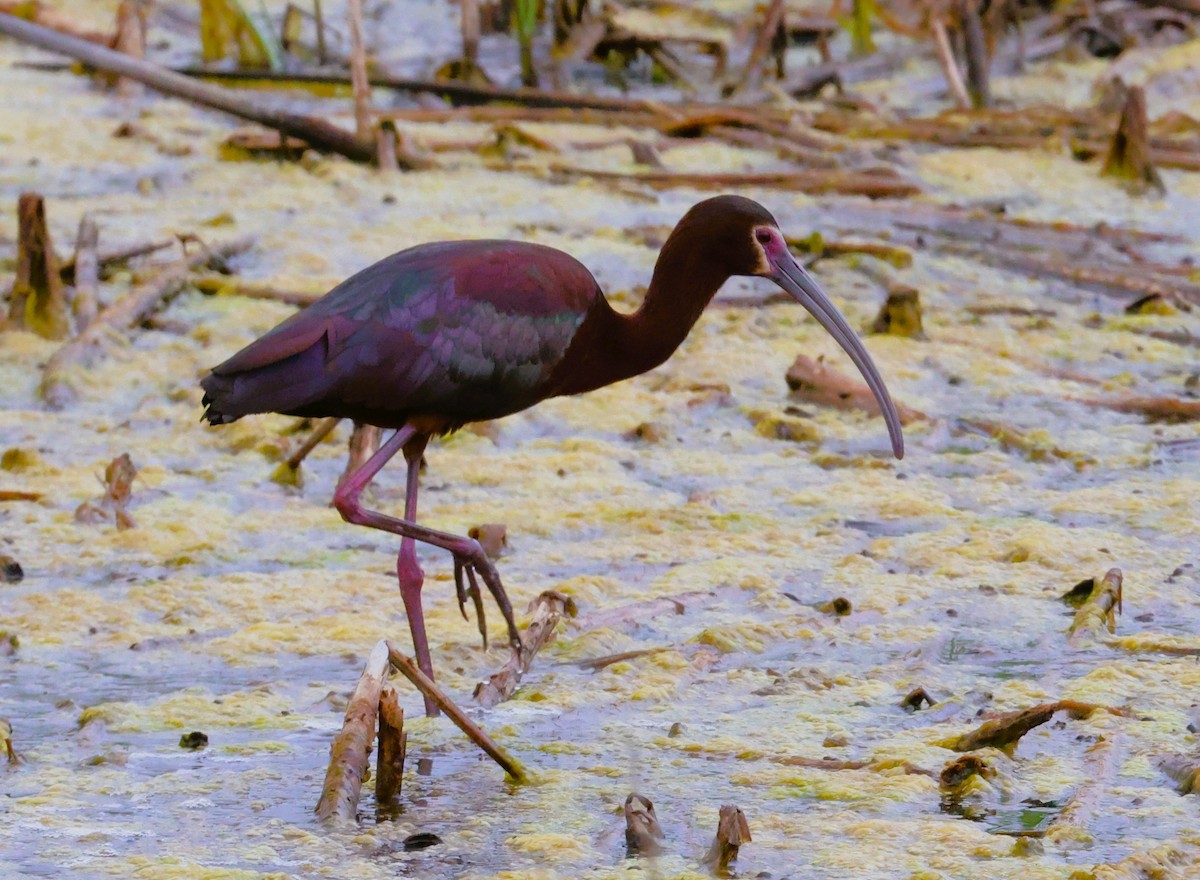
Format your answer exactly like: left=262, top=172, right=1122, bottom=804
left=940, top=700, right=1131, bottom=754
left=375, top=686, right=407, bottom=808
left=69, top=214, right=99, bottom=332
left=386, top=643, right=528, bottom=782
left=0, top=14, right=376, bottom=162
left=1155, top=752, right=1200, bottom=795
left=40, top=236, right=255, bottom=407
left=314, top=640, right=389, bottom=824
left=1068, top=568, right=1123, bottom=644
left=1102, top=85, right=1165, bottom=195
left=474, top=590, right=576, bottom=708
left=6, top=193, right=69, bottom=339
left=785, top=355, right=927, bottom=424
left=701, top=804, right=751, bottom=875
left=1046, top=733, right=1124, bottom=842
left=624, top=793, right=666, bottom=856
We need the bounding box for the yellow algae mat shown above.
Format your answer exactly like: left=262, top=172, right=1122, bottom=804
left=3, top=6, right=1200, bottom=879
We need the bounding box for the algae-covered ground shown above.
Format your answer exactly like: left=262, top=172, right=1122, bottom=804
left=2, top=3, right=1200, bottom=878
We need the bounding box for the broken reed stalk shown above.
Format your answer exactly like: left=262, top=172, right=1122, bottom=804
left=0, top=14, right=376, bottom=162
left=931, top=19, right=970, bottom=109
left=1068, top=568, right=1123, bottom=644
left=727, top=0, right=784, bottom=96
left=1102, top=85, right=1165, bottom=195
left=474, top=590, right=575, bottom=708
left=7, top=192, right=70, bottom=339
left=959, top=0, right=990, bottom=108
left=375, top=686, right=407, bottom=807
left=702, top=805, right=751, bottom=875
left=344, top=0, right=371, bottom=139
left=1046, top=733, right=1124, bottom=843
left=385, top=643, right=528, bottom=782
left=624, top=793, right=666, bottom=856
left=314, top=640, right=390, bottom=824
left=70, top=214, right=99, bottom=332
left=40, top=235, right=255, bottom=407
left=287, top=417, right=341, bottom=469
left=110, top=0, right=146, bottom=97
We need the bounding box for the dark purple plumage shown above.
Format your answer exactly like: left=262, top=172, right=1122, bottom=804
left=201, top=240, right=602, bottom=430
left=200, top=195, right=905, bottom=714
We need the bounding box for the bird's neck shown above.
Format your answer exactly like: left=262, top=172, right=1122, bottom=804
left=551, top=242, right=729, bottom=397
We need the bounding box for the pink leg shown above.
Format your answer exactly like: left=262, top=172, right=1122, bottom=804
left=396, top=434, right=439, bottom=717
left=332, top=426, right=522, bottom=686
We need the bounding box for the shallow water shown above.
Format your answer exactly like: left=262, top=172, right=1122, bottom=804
left=3, top=3, right=1200, bottom=878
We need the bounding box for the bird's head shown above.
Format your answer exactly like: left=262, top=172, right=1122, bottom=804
left=676, top=195, right=905, bottom=459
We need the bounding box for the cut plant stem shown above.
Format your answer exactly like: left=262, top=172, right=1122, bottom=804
left=1068, top=568, right=1123, bottom=644
left=314, top=639, right=389, bottom=824
left=7, top=192, right=70, bottom=340
left=1102, top=85, right=1165, bottom=195
left=702, top=804, right=751, bottom=875
left=474, top=590, right=576, bottom=708
left=386, top=643, right=528, bottom=782
left=375, top=686, right=406, bottom=808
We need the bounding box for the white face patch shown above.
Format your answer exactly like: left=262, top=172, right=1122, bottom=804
left=750, top=226, right=780, bottom=276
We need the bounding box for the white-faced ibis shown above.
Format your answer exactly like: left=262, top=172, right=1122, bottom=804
left=201, top=195, right=904, bottom=714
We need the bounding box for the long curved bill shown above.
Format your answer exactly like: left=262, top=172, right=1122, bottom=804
left=769, top=253, right=905, bottom=460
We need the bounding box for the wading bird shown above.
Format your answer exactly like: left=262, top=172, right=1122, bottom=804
left=201, top=196, right=904, bottom=714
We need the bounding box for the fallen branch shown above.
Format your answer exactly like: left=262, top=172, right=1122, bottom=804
left=40, top=236, right=254, bottom=407
left=386, top=643, right=528, bottom=782
left=549, top=165, right=920, bottom=198
left=1068, top=568, right=1123, bottom=645
left=0, top=14, right=376, bottom=162
left=938, top=700, right=1131, bottom=754
left=474, top=590, right=576, bottom=708
left=314, top=639, right=389, bottom=824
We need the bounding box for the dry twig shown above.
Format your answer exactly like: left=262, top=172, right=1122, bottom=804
left=474, top=591, right=576, bottom=707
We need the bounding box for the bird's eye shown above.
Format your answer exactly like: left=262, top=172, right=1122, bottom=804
left=755, top=229, right=772, bottom=246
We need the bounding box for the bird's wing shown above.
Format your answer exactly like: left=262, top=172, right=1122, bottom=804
left=208, top=241, right=599, bottom=420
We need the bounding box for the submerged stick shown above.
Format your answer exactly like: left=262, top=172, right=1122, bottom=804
left=1046, top=733, right=1124, bottom=843
left=314, top=640, right=389, bottom=824
left=1068, top=569, right=1123, bottom=644
left=0, top=14, right=375, bottom=162
left=474, top=590, right=576, bottom=708
left=40, top=236, right=255, bottom=407
left=386, top=643, right=528, bottom=782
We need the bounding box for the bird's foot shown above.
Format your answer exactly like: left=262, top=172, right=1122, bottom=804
left=452, top=542, right=522, bottom=653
